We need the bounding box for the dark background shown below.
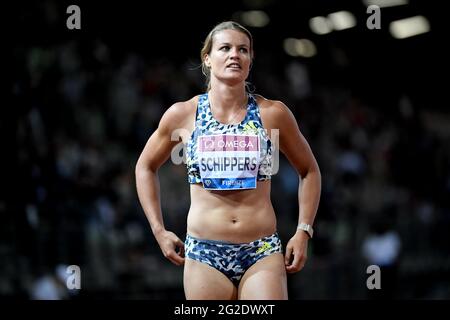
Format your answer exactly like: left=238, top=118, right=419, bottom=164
left=4, top=0, right=450, bottom=299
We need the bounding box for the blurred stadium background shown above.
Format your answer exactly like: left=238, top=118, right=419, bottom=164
left=4, top=0, right=450, bottom=299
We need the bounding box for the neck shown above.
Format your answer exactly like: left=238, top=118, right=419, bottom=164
left=208, top=81, right=247, bottom=114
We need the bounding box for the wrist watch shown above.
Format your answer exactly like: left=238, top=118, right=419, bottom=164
left=297, top=223, right=314, bottom=239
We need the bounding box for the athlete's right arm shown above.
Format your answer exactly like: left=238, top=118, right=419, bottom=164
left=135, top=101, right=190, bottom=266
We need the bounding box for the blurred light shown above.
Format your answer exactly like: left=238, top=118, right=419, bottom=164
left=309, top=16, right=332, bottom=35
left=389, top=15, right=430, bottom=39
left=363, top=0, right=408, bottom=8
left=328, top=11, right=357, bottom=31
left=241, top=10, right=270, bottom=27
left=283, top=38, right=298, bottom=57
left=283, top=38, right=317, bottom=58
left=26, top=204, right=39, bottom=229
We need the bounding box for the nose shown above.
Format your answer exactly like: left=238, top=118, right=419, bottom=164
left=230, top=47, right=240, bottom=59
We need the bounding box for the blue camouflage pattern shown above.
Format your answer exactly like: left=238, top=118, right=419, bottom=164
left=185, top=232, right=282, bottom=286
left=186, top=93, right=273, bottom=185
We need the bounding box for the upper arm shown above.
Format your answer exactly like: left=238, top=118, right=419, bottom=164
left=271, top=101, right=319, bottom=177
left=136, top=102, right=191, bottom=172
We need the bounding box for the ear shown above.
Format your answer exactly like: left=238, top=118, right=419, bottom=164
left=204, top=54, right=211, bottom=68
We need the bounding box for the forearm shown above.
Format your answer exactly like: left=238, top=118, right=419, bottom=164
left=297, top=167, right=321, bottom=227
left=135, top=165, right=165, bottom=236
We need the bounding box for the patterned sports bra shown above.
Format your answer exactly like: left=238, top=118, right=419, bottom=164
left=186, top=93, right=272, bottom=190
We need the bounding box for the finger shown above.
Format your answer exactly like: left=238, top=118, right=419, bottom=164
left=176, top=239, right=185, bottom=256
left=167, top=251, right=185, bottom=266
left=286, top=254, right=306, bottom=273
left=179, top=244, right=185, bottom=258
left=175, top=242, right=185, bottom=258
left=172, top=256, right=185, bottom=266
left=297, top=256, right=306, bottom=271
left=286, top=264, right=300, bottom=273
left=175, top=237, right=184, bottom=247
left=284, top=245, right=293, bottom=266
left=286, top=252, right=301, bottom=273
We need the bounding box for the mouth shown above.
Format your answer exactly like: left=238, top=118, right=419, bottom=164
left=226, top=63, right=241, bottom=69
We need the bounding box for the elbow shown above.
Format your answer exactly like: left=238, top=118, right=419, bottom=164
left=312, top=162, right=322, bottom=193
left=135, top=157, right=149, bottom=179
left=300, top=159, right=321, bottom=182
left=135, top=157, right=143, bottom=177
left=314, top=161, right=321, bottom=179
left=312, top=160, right=321, bottom=183
left=316, top=166, right=322, bottom=188
left=135, top=157, right=157, bottom=179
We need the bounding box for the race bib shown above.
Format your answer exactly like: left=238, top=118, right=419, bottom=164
left=197, top=134, right=260, bottom=190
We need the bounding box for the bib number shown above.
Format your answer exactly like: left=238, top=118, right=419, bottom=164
left=197, top=134, right=260, bottom=190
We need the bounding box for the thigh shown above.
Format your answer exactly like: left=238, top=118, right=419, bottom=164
left=238, top=253, right=288, bottom=300
left=184, top=258, right=237, bottom=300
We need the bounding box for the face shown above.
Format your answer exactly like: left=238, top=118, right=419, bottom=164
left=204, top=29, right=252, bottom=86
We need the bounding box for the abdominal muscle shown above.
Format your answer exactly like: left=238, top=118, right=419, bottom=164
left=186, top=180, right=277, bottom=243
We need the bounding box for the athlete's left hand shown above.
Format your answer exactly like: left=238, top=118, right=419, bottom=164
left=284, top=231, right=309, bottom=273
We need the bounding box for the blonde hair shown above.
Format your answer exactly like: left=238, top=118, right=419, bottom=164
left=200, top=21, right=254, bottom=91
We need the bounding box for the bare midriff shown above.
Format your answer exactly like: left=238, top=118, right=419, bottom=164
left=187, top=180, right=277, bottom=243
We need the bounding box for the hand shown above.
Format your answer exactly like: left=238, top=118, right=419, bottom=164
left=284, top=231, right=309, bottom=273
left=155, top=230, right=185, bottom=266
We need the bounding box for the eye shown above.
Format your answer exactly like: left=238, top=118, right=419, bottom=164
left=240, top=47, right=248, bottom=53
left=220, top=45, right=230, bottom=51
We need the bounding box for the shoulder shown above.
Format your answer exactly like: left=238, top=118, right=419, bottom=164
left=254, top=94, right=290, bottom=113
left=161, top=96, right=198, bottom=124
left=159, top=95, right=199, bottom=133
left=254, top=94, right=296, bottom=129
